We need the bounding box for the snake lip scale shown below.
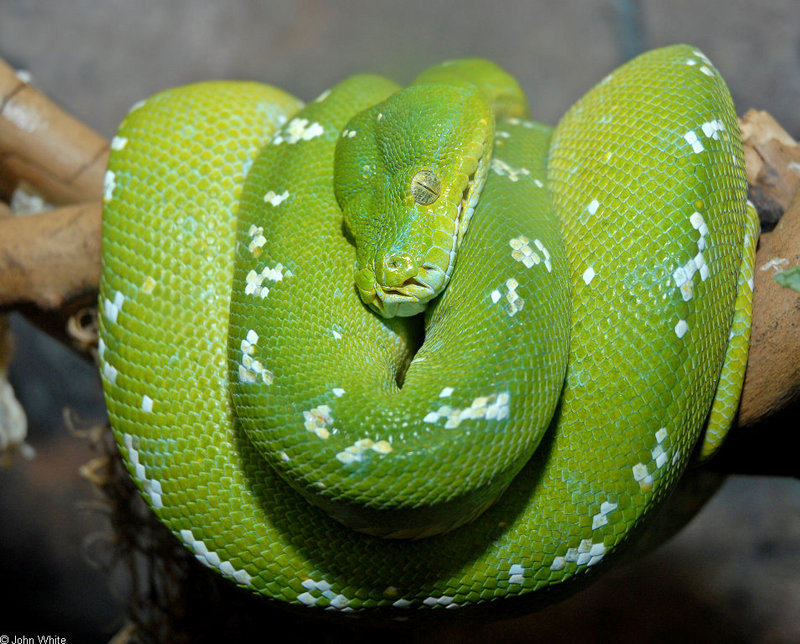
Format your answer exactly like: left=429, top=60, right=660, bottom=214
left=99, top=45, right=758, bottom=612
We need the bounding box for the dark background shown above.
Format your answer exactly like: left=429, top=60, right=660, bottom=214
left=1, top=1, right=799, bottom=641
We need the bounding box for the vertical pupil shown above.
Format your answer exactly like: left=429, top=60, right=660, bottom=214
left=411, top=170, right=441, bottom=205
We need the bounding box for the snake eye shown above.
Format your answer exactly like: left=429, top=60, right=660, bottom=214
left=410, top=170, right=441, bottom=205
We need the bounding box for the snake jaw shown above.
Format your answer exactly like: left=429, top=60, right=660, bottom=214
left=356, top=262, right=444, bottom=317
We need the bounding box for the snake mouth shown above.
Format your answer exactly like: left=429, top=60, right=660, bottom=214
left=358, top=264, right=445, bottom=317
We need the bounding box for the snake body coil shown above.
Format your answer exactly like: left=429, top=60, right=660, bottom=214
left=99, top=45, right=758, bottom=610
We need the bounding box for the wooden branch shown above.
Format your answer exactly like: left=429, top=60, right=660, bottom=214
left=736, top=110, right=800, bottom=428
left=0, top=59, right=106, bottom=356
left=740, top=110, right=800, bottom=228
left=0, top=57, right=797, bottom=473
left=739, top=189, right=800, bottom=428
left=0, top=202, right=101, bottom=309
left=0, top=58, right=108, bottom=205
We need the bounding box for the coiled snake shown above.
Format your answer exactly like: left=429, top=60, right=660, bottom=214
left=99, top=45, right=758, bottom=610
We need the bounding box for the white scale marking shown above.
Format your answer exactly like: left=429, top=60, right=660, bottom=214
left=684, top=130, right=704, bottom=154
left=245, top=263, right=286, bottom=298
left=297, top=592, right=317, bottom=606
left=490, top=278, right=523, bottom=317
left=682, top=118, right=725, bottom=160
left=505, top=118, right=536, bottom=128
left=509, top=236, right=552, bottom=272
left=272, top=118, right=324, bottom=145
left=247, top=224, right=267, bottom=256
left=335, top=438, right=393, bottom=464
left=263, top=190, right=290, bottom=206
left=327, top=595, right=351, bottom=610
left=490, top=158, right=531, bottom=182
left=104, top=290, right=125, bottom=323
left=508, top=563, right=525, bottom=585
left=141, top=395, right=153, bottom=413
left=633, top=426, right=673, bottom=493
left=102, top=362, right=117, bottom=384
left=652, top=444, right=668, bottom=469
left=239, top=329, right=273, bottom=385
left=652, top=427, right=670, bottom=469
left=551, top=540, right=606, bottom=571
left=632, top=462, right=653, bottom=491
left=632, top=427, right=672, bottom=491
left=423, top=595, right=456, bottom=608
left=423, top=392, right=510, bottom=428
left=303, top=405, right=334, bottom=439
left=123, top=433, right=163, bottom=510
left=701, top=119, right=726, bottom=140
left=591, top=500, right=618, bottom=529
left=103, top=170, right=116, bottom=202
left=180, top=529, right=252, bottom=585
left=673, top=211, right=710, bottom=304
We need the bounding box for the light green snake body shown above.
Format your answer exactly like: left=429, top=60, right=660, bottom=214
left=99, top=45, right=759, bottom=610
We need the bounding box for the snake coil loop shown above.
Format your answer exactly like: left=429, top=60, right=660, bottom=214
left=99, top=45, right=757, bottom=611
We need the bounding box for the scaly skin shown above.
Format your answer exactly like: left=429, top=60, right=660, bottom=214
left=99, top=45, right=758, bottom=611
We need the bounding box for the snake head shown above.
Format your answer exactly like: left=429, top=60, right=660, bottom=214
left=335, top=82, right=494, bottom=318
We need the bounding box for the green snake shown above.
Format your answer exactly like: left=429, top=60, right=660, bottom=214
left=99, top=45, right=759, bottom=611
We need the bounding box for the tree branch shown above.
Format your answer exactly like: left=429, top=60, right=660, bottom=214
left=0, top=58, right=108, bottom=205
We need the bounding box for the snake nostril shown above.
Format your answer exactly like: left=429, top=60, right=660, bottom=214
left=378, top=252, right=418, bottom=286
